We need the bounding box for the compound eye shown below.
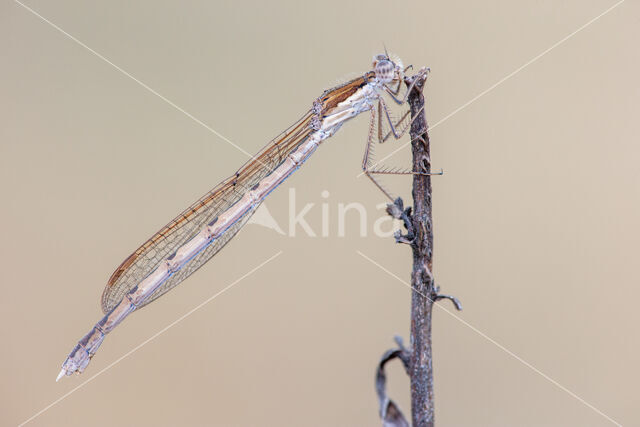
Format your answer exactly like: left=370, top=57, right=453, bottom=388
left=372, top=53, right=389, bottom=68
left=375, top=59, right=395, bottom=83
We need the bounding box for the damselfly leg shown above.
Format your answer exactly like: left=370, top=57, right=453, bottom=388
left=363, top=101, right=441, bottom=200
left=384, top=78, right=403, bottom=96
left=377, top=97, right=421, bottom=140
left=378, top=108, right=409, bottom=143
left=381, top=64, right=416, bottom=97
left=383, top=66, right=430, bottom=105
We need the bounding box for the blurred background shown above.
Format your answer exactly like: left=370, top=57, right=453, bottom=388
left=2, top=0, right=638, bottom=425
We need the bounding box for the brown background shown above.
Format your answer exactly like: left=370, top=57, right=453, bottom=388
left=2, top=1, right=638, bottom=425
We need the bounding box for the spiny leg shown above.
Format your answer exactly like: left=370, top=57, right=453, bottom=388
left=379, top=67, right=429, bottom=141
left=369, top=168, right=444, bottom=176
left=375, top=100, right=414, bottom=146
left=378, top=96, right=424, bottom=140
left=374, top=128, right=443, bottom=176
left=363, top=109, right=395, bottom=200
left=362, top=108, right=442, bottom=200
left=379, top=109, right=410, bottom=143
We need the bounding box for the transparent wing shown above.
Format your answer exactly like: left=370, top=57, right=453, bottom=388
left=131, top=203, right=259, bottom=308
left=101, top=111, right=313, bottom=313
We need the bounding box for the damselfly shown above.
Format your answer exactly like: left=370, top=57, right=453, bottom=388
left=57, top=53, right=434, bottom=380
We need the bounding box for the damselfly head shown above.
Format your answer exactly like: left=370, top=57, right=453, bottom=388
left=372, top=53, right=403, bottom=83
